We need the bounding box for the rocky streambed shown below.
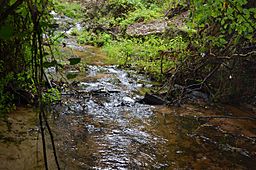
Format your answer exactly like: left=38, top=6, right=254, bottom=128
left=0, top=9, right=256, bottom=170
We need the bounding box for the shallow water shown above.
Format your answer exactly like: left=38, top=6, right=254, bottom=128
left=1, top=9, right=255, bottom=170
left=49, top=10, right=256, bottom=169
left=52, top=65, right=256, bottom=169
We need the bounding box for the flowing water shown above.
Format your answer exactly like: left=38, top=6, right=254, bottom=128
left=0, top=10, right=256, bottom=170
left=52, top=64, right=256, bottom=169
left=49, top=10, right=256, bottom=169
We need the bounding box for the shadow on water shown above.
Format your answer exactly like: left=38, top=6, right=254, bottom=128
left=1, top=7, right=255, bottom=170
left=52, top=64, right=256, bottom=169
left=0, top=22, right=255, bottom=170
left=50, top=11, right=256, bottom=169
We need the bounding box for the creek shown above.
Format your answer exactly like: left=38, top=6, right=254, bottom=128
left=51, top=64, right=256, bottom=169
left=50, top=12, right=256, bottom=169
left=0, top=9, right=255, bottom=170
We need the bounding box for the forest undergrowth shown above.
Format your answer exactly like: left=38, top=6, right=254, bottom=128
left=73, top=0, right=256, bottom=104
left=0, top=0, right=256, bottom=115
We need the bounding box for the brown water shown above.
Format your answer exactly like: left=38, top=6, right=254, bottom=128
left=1, top=9, right=255, bottom=170
left=50, top=64, right=256, bottom=169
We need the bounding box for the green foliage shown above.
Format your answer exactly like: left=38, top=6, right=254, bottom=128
left=85, top=0, right=173, bottom=32
left=120, top=5, right=163, bottom=28
left=78, top=31, right=112, bottom=46
left=53, top=0, right=83, bottom=19
left=70, top=27, right=81, bottom=36
left=169, top=0, right=256, bottom=101
left=16, top=71, right=36, bottom=93
left=0, top=0, right=58, bottom=115
left=0, top=1, right=31, bottom=114
left=0, top=73, right=15, bottom=115
left=78, top=0, right=189, bottom=80
left=42, top=88, right=61, bottom=104
left=105, top=0, right=144, bottom=17
left=104, top=35, right=187, bottom=79
left=190, top=0, right=256, bottom=47
left=77, top=30, right=95, bottom=45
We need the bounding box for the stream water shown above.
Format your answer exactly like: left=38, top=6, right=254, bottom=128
left=52, top=64, right=256, bottom=169
left=50, top=11, right=256, bottom=169
left=0, top=10, right=256, bottom=170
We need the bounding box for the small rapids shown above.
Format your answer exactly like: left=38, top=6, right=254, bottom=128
left=52, top=65, right=256, bottom=169
left=48, top=11, right=256, bottom=169
left=54, top=65, right=169, bottom=169
left=0, top=7, right=256, bottom=170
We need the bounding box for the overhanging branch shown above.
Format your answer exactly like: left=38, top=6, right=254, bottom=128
left=0, top=0, right=25, bottom=23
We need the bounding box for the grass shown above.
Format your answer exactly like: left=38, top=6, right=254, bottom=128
left=53, top=0, right=83, bottom=19
left=103, top=35, right=188, bottom=80
left=120, top=5, right=163, bottom=28
left=53, top=0, right=190, bottom=80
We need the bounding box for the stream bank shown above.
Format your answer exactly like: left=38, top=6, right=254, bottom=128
left=50, top=61, right=256, bottom=169
left=0, top=4, right=256, bottom=170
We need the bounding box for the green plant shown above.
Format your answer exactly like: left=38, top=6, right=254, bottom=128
left=53, top=0, right=83, bottom=19
left=103, top=35, right=187, bottom=80
left=166, top=0, right=256, bottom=102
left=189, top=0, right=255, bottom=47
left=70, top=27, right=81, bottom=36
left=42, top=88, right=61, bottom=104
left=78, top=30, right=112, bottom=46
left=120, top=6, right=163, bottom=28
left=0, top=73, right=15, bottom=116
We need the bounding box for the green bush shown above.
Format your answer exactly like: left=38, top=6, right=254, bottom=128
left=103, top=35, right=187, bottom=79
left=120, top=6, right=163, bottom=28
left=53, top=0, right=83, bottom=19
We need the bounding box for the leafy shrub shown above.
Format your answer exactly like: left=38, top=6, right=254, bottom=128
left=43, top=88, right=61, bottom=104
left=104, top=35, right=187, bottom=79
left=120, top=6, right=163, bottom=28
left=78, top=30, right=112, bottom=46
left=53, top=0, right=83, bottom=19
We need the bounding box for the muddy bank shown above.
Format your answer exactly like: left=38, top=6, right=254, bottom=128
left=1, top=6, right=255, bottom=170
left=0, top=107, right=58, bottom=170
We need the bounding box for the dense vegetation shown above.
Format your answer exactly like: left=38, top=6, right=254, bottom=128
left=0, top=0, right=255, bottom=169
left=0, top=0, right=256, bottom=116
left=73, top=0, right=256, bottom=103
left=0, top=0, right=40, bottom=115
left=0, top=0, right=62, bottom=116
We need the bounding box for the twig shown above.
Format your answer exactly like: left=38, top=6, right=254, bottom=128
left=186, top=64, right=219, bottom=90
left=226, top=0, right=256, bottom=30
left=232, top=51, right=256, bottom=57
left=217, top=51, right=256, bottom=60
left=197, top=115, right=256, bottom=121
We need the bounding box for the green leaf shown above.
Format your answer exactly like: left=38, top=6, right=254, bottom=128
left=66, top=72, right=78, bottom=79
left=9, top=0, right=16, bottom=5
left=68, top=57, right=81, bottom=65
left=221, top=19, right=225, bottom=25
left=43, top=60, right=58, bottom=68
left=0, top=25, right=14, bottom=40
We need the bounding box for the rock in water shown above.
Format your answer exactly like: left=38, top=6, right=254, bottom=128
left=140, top=93, right=165, bottom=105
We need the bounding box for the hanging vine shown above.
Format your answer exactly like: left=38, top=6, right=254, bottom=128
left=0, top=0, right=60, bottom=169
